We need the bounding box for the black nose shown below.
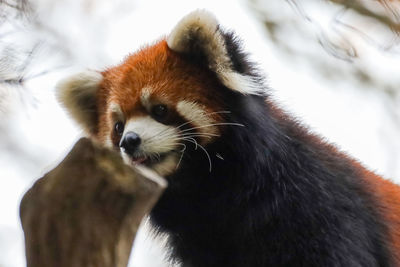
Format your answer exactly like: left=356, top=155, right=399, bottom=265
left=119, top=131, right=141, bottom=155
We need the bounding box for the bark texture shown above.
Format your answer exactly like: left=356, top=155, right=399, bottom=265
left=20, top=138, right=166, bottom=267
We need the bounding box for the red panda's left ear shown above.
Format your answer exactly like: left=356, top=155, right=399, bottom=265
left=167, top=10, right=264, bottom=95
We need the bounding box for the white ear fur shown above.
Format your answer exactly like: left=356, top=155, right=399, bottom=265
left=56, top=70, right=103, bottom=135
left=167, top=10, right=230, bottom=70
left=167, top=10, right=264, bottom=95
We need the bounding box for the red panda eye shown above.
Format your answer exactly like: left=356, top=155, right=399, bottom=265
left=114, top=121, right=124, bottom=136
left=151, top=104, right=168, bottom=119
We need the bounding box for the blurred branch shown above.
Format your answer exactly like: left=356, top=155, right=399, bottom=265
left=248, top=0, right=400, bottom=97
left=0, top=0, right=70, bottom=95
left=20, top=138, right=166, bottom=267
left=329, top=0, right=400, bottom=33
left=0, top=0, right=32, bottom=24
left=0, top=0, right=36, bottom=90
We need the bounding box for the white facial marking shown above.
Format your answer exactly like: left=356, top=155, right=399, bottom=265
left=120, top=116, right=180, bottom=176
left=109, top=102, right=123, bottom=117
left=140, top=87, right=153, bottom=110
left=123, top=116, right=178, bottom=154
left=176, top=100, right=219, bottom=141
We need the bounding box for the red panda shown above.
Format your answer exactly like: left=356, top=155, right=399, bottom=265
left=57, top=10, right=400, bottom=267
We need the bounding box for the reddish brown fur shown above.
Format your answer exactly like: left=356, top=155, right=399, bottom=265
left=354, top=161, right=400, bottom=265
left=96, top=40, right=225, bottom=145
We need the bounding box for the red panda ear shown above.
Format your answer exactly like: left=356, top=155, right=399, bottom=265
left=56, top=70, right=102, bottom=136
left=167, top=10, right=264, bottom=95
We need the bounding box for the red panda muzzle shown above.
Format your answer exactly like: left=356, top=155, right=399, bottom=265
left=119, top=131, right=141, bottom=156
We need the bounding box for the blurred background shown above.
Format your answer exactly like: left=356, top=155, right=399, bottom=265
left=0, top=0, right=399, bottom=266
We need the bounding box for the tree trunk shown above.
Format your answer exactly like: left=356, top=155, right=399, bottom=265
left=19, top=138, right=166, bottom=267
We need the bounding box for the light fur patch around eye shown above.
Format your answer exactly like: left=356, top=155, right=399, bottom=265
left=123, top=116, right=179, bottom=154
left=109, top=102, right=122, bottom=115
left=176, top=100, right=219, bottom=140
left=140, top=87, right=153, bottom=110
left=109, top=102, right=124, bottom=122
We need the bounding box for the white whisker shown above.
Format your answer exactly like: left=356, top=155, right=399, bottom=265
left=184, top=137, right=198, bottom=150
left=216, top=153, right=224, bottom=160
left=176, top=143, right=187, bottom=170
left=130, top=109, right=240, bottom=174
left=182, top=137, right=212, bottom=172
left=178, top=122, right=245, bottom=134
left=175, top=110, right=232, bottom=130
left=145, top=110, right=231, bottom=142
left=181, top=132, right=220, bottom=138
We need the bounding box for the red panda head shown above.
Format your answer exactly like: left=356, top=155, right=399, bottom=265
left=57, top=10, right=264, bottom=176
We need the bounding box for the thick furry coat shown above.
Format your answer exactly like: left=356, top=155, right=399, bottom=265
left=57, top=10, right=400, bottom=267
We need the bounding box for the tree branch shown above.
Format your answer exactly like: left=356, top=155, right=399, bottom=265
left=20, top=138, right=167, bottom=267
